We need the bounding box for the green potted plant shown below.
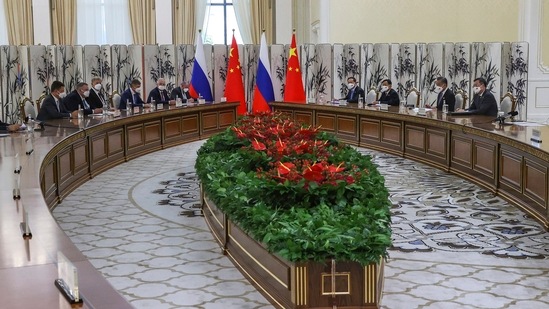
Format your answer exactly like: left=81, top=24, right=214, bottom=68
left=196, top=112, right=391, bottom=309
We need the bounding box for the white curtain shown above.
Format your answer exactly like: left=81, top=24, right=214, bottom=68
left=0, top=0, right=8, bottom=44
left=233, top=0, right=252, bottom=44
left=195, top=0, right=209, bottom=37
left=76, top=0, right=132, bottom=45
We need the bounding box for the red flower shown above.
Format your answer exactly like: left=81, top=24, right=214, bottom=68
left=277, top=162, right=295, bottom=175
left=328, top=163, right=345, bottom=173
left=252, top=139, right=266, bottom=151
left=303, top=163, right=324, bottom=182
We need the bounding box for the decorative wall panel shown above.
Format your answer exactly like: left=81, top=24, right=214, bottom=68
left=29, top=45, right=48, bottom=99
left=144, top=44, right=160, bottom=99
left=333, top=43, right=344, bottom=99
left=302, top=44, right=316, bottom=100
left=159, top=45, right=177, bottom=93
left=316, top=44, right=333, bottom=101
left=270, top=44, right=286, bottom=101
left=213, top=44, right=228, bottom=102
left=417, top=43, right=444, bottom=107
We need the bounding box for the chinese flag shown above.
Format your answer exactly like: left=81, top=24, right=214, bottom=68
left=283, top=33, right=306, bottom=103
left=224, top=34, right=247, bottom=115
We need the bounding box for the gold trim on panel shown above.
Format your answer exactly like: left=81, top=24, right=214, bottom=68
left=293, top=265, right=307, bottom=305
left=321, top=272, right=351, bottom=295
left=203, top=198, right=224, bottom=228
left=229, top=235, right=288, bottom=288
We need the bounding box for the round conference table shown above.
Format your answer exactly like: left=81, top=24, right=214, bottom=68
left=0, top=102, right=237, bottom=309
left=1, top=101, right=547, bottom=308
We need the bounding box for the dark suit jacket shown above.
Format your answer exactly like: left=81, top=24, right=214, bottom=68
left=147, top=87, right=171, bottom=103
left=344, top=86, right=365, bottom=103
left=435, top=89, right=456, bottom=112
left=379, top=89, right=400, bottom=106
left=119, top=88, right=145, bottom=109
left=62, top=90, right=94, bottom=115
left=468, top=91, right=498, bottom=116
left=37, top=94, right=71, bottom=121
left=87, top=88, right=106, bottom=109
left=170, top=87, right=193, bottom=102
left=0, top=121, right=10, bottom=131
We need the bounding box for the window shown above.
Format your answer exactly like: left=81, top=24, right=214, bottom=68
left=0, top=0, right=9, bottom=44
left=202, top=0, right=242, bottom=45
left=76, top=0, right=132, bottom=45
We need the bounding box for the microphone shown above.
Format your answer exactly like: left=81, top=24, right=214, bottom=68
left=494, top=111, right=518, bottom=124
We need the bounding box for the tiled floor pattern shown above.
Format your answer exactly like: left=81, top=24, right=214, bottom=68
left=53, top=140, right=549, bottom=309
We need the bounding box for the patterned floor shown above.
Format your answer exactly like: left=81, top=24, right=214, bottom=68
left=52, top=140, right=549, bottom=309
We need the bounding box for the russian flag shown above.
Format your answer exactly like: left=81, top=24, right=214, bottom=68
left=189, top=31, right=213, bottom=101
left=252, top=32, right=274, bottom=112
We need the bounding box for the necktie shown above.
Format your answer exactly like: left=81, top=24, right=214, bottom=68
left=83, top=99, right=90, bottom=110
left=437, top=92, right=443, bottom=106
left=349, top=90, right=354, bottom=101
left=182, top=89, right=186, bottom=100
left=133, top=93, right=139, bottom=105
left=55, top=99, right=60, bottom=112
left=160, top=91, right=165, bottom=101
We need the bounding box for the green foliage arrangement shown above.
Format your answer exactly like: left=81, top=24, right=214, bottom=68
left=195, top=112, right=392, bottom=265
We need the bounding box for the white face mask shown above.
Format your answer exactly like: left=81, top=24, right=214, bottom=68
left=58, top=91, right=67, bottom=98
left=183, top=87, right=189, bottom=92
left=83, top=90, right=90, bottom=98
left=94, top=83, right=102, bottom=91
left=347, top=83, right=355, bottom=90
left=381, top=85, right=389, bottom=92
left=158, top=85, right=166, bottom=91
left=434, top=86, right=443, bottom=93
left=135, top=87, right=142, bottom=94
left=473, top=86, right=481, bottom=94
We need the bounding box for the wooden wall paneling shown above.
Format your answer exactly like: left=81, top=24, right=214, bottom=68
left=336, top=114, right=358, bottom=145
left=523, top=156, right=548, bottom=212
left=405, top=124, right=426, bottom=152
left=380, top=120, right=403, bottom=153
left=295, top=111, right=314, bottom=126
left=472, top=139, right=497, bottom=187
left=127, top=123, right=145, bottom=152
left=144, top=120, right=162, bottom=146
left=499, top=148, right=523, bottom=194
left=451, top=134, right=473, bottom=169
left=201, top=111, right=219, bottom=136
left=57, top=146, right=73, bottom=195
left=163, top=116, right=182, bottom=143
left=41, top=157, right=58, bottom=209
left=181, top=114, right=200, bottom=141
left=316, top=112, right=336, bottom=133
left=360, top=118, right=381, bottom=144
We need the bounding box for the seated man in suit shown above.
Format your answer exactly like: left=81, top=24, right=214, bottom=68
left=375, top=79, right=400, bottom=106
left=87, top=77, right=108, bottom=109
left=170, top=81, right=195, bottom=103
left=426, top=77, right=456, bottom=111
left=147, top=78, right=171, bottom=104
left=62, top=82, right=103, bottom=116
left=120, top=79, right=146, bottom=110
left=37, top=81, right=78, bottom=121
left=343, top=77, right=365, bottom=103
left=457, top=77, right=498, bottom=116
left=0, top=120, right=21, bottom=132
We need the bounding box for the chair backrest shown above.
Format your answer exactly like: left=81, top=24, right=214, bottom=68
left=36, top=93, right=47, bottom=111
left=500, top=92, right=516, bottom=115
left=406, top=88, right=420, bottom=107
left=19, top=97, right=34, bottom=121
left=112, top=92, right=121, bottom=109
left=366, top=88, right=377, bottom=104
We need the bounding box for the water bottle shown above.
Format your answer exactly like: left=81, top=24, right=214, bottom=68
left=150, top=98, right=156, bottom=111
left=77, top=105, right=84, bottom=119
left=198, top=93, right=205, bottom=104
left=358, top=95, right=364, bottom=108
left=127, top=99, right=133, bottom=115
left=175, top=96, right=182, bottom=107
left=27, top=117, right=34, bottom=133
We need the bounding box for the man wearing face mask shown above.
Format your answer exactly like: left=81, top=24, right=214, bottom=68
left=343, top=77, right=365, bottom=103
left=87, top=77, right=108, bottom=109
left=120, top=79, right=146, bottom=110
left=37, top=81, right=79, bottom=121
left=458, top=77, right=497, bottom=116
left=375, top=79, right=400, bottom=106
left=170, top=81, right=195, bottom=103
left=426, top=77, right=455, bottom=111
left=62, top=82, right=103, bottom=116
left=147, top=78, right=171, bottom=104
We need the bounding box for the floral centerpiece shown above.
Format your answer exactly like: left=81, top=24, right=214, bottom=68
left=195, top=112, right=391, bottom=265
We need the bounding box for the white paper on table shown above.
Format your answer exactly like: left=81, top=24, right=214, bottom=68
left=413, top=108, right=433, bottom=112
left=512, top=122, right=544, bottom=127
